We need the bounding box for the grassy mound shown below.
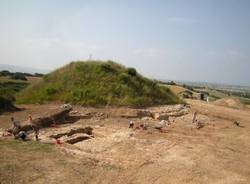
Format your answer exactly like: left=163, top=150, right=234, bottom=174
left=16, top=61, right=182, bottom=107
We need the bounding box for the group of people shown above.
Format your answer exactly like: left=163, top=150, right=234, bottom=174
left=10, top=115, right=39, bottom=141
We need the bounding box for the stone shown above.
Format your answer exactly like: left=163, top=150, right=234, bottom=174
left=62, top=133, right=93, bottom=144
left=137, top=110, right=153, bottom=118
left=153, top=113, right=169, bottom=120
left=50, top=126, right=93, bottom=139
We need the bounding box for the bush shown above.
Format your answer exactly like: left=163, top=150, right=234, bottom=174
left=10, top=73, right=27, bottom=81
left=126, top=68, right=137, bottom=76
left=0, top=94, right=15, bottom=112
left=100, top=63, right=115, bottom=73
left=46, top=87, right=58, bottom=95
left=0, top=70, right=11, bottom=76
left=34, top=73, right=44, bottom=77
left=119, top=73, right=130, bottom=84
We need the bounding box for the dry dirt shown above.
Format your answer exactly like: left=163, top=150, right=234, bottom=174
left=212, top=97, right=246, bottom=110
left=1, top=100, right=250, bottom=184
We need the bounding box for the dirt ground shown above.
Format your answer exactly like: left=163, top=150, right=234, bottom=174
left=1, top=99, right=250, bottom=184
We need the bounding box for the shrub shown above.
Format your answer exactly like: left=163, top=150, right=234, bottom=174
left=34, top=73, right=44, bottom=77
left=46, top=87, right=58, bottom=95
left=126, top=68, right=137, bottom=76
left=10, top=73, right=27, bottom=81
left=100, top=63, right=115, bottom=73
left=119, top=73, right=130, bottom=84
left=0, top=94, right=16, bottom=112
left=0, top=70, right=11, bottom=76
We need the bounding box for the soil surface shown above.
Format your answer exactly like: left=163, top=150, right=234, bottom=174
left=1, top=99, right=250, bottom=184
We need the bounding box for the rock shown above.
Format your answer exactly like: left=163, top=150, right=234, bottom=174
left=155, top=120, right=167, bottom=129
left=70, top=110, right=78, bottom=114
left=50, top=126, right=93, bottom=139
left=68, top=126, right=93, bottom=136
left=137, top=110, right=153, bottom=118
left=62, top=133, right=93, bottom=144
left=20, top=107, right=72, bottom=132
left=153, top=113, right=169, bottom=120
left=168, top=109, right=189, bottom=117
left=50, top=132, right=68, bottom=139
left=141, top=117, right=153, bottom=121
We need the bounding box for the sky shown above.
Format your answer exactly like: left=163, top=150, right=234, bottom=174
left=0, top=0, right=250, bottom=86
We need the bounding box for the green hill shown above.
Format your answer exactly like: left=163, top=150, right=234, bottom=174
left=16, top=61, right=182, bottom=107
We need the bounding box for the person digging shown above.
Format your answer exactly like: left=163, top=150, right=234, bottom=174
left=29, top=115, right=39, bottom=141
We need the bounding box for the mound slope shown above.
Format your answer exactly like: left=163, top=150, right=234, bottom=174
left=213, top=97, right=245, bottom=109
left=16, top=61, right=181, bottom=106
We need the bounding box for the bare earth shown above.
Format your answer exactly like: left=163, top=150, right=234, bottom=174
left=0, top=99, right=250, bottom=184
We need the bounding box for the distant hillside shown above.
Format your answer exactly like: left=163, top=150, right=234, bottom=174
left=0, top=64, right=49, bottom=74
left=16, top=61, right=182, bottom=107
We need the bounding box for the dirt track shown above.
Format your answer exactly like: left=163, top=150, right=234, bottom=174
left=1, top=100, right=250, bottom=184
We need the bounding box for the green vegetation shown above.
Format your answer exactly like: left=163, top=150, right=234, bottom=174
left=16, top=61, right=182, bottom=106
left=239, top=97, right=250, bottom=105
left=0, top=95, right=15, bottom=111
left=0, top=71, right=41, bottom=112
left=0, top=139, right=53, bottom=153
left=0, top=81, right=29, bottom=112
left=9, top=72, right=27, bottom=81
left=0, top=70, right=44, bottom=78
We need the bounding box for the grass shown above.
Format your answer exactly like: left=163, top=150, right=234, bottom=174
left=239, top=97, right=250, bottom=105
left=16, top=60, right=183, bottom=107
left=0, top=139, right=61, bottom=184
left=165, top=84, right=197, bottom=97
left=0, top=139, right=54, bottom=153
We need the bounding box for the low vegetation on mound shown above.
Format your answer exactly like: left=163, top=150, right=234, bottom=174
left=16, top=61, right=182, bottom=106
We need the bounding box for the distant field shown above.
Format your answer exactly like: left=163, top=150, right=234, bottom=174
left=193, top=88, right=228, bottom=101
left=164, top=82, right=250, bottom=106
left=0, top=76, right=42, bottom=96
left=0, top=76, right=42, bottom=84
left=239, top=97, right=250, bottom=105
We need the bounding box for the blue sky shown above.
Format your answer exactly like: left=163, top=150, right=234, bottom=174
left=0, top=0, right=250, bottom=85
